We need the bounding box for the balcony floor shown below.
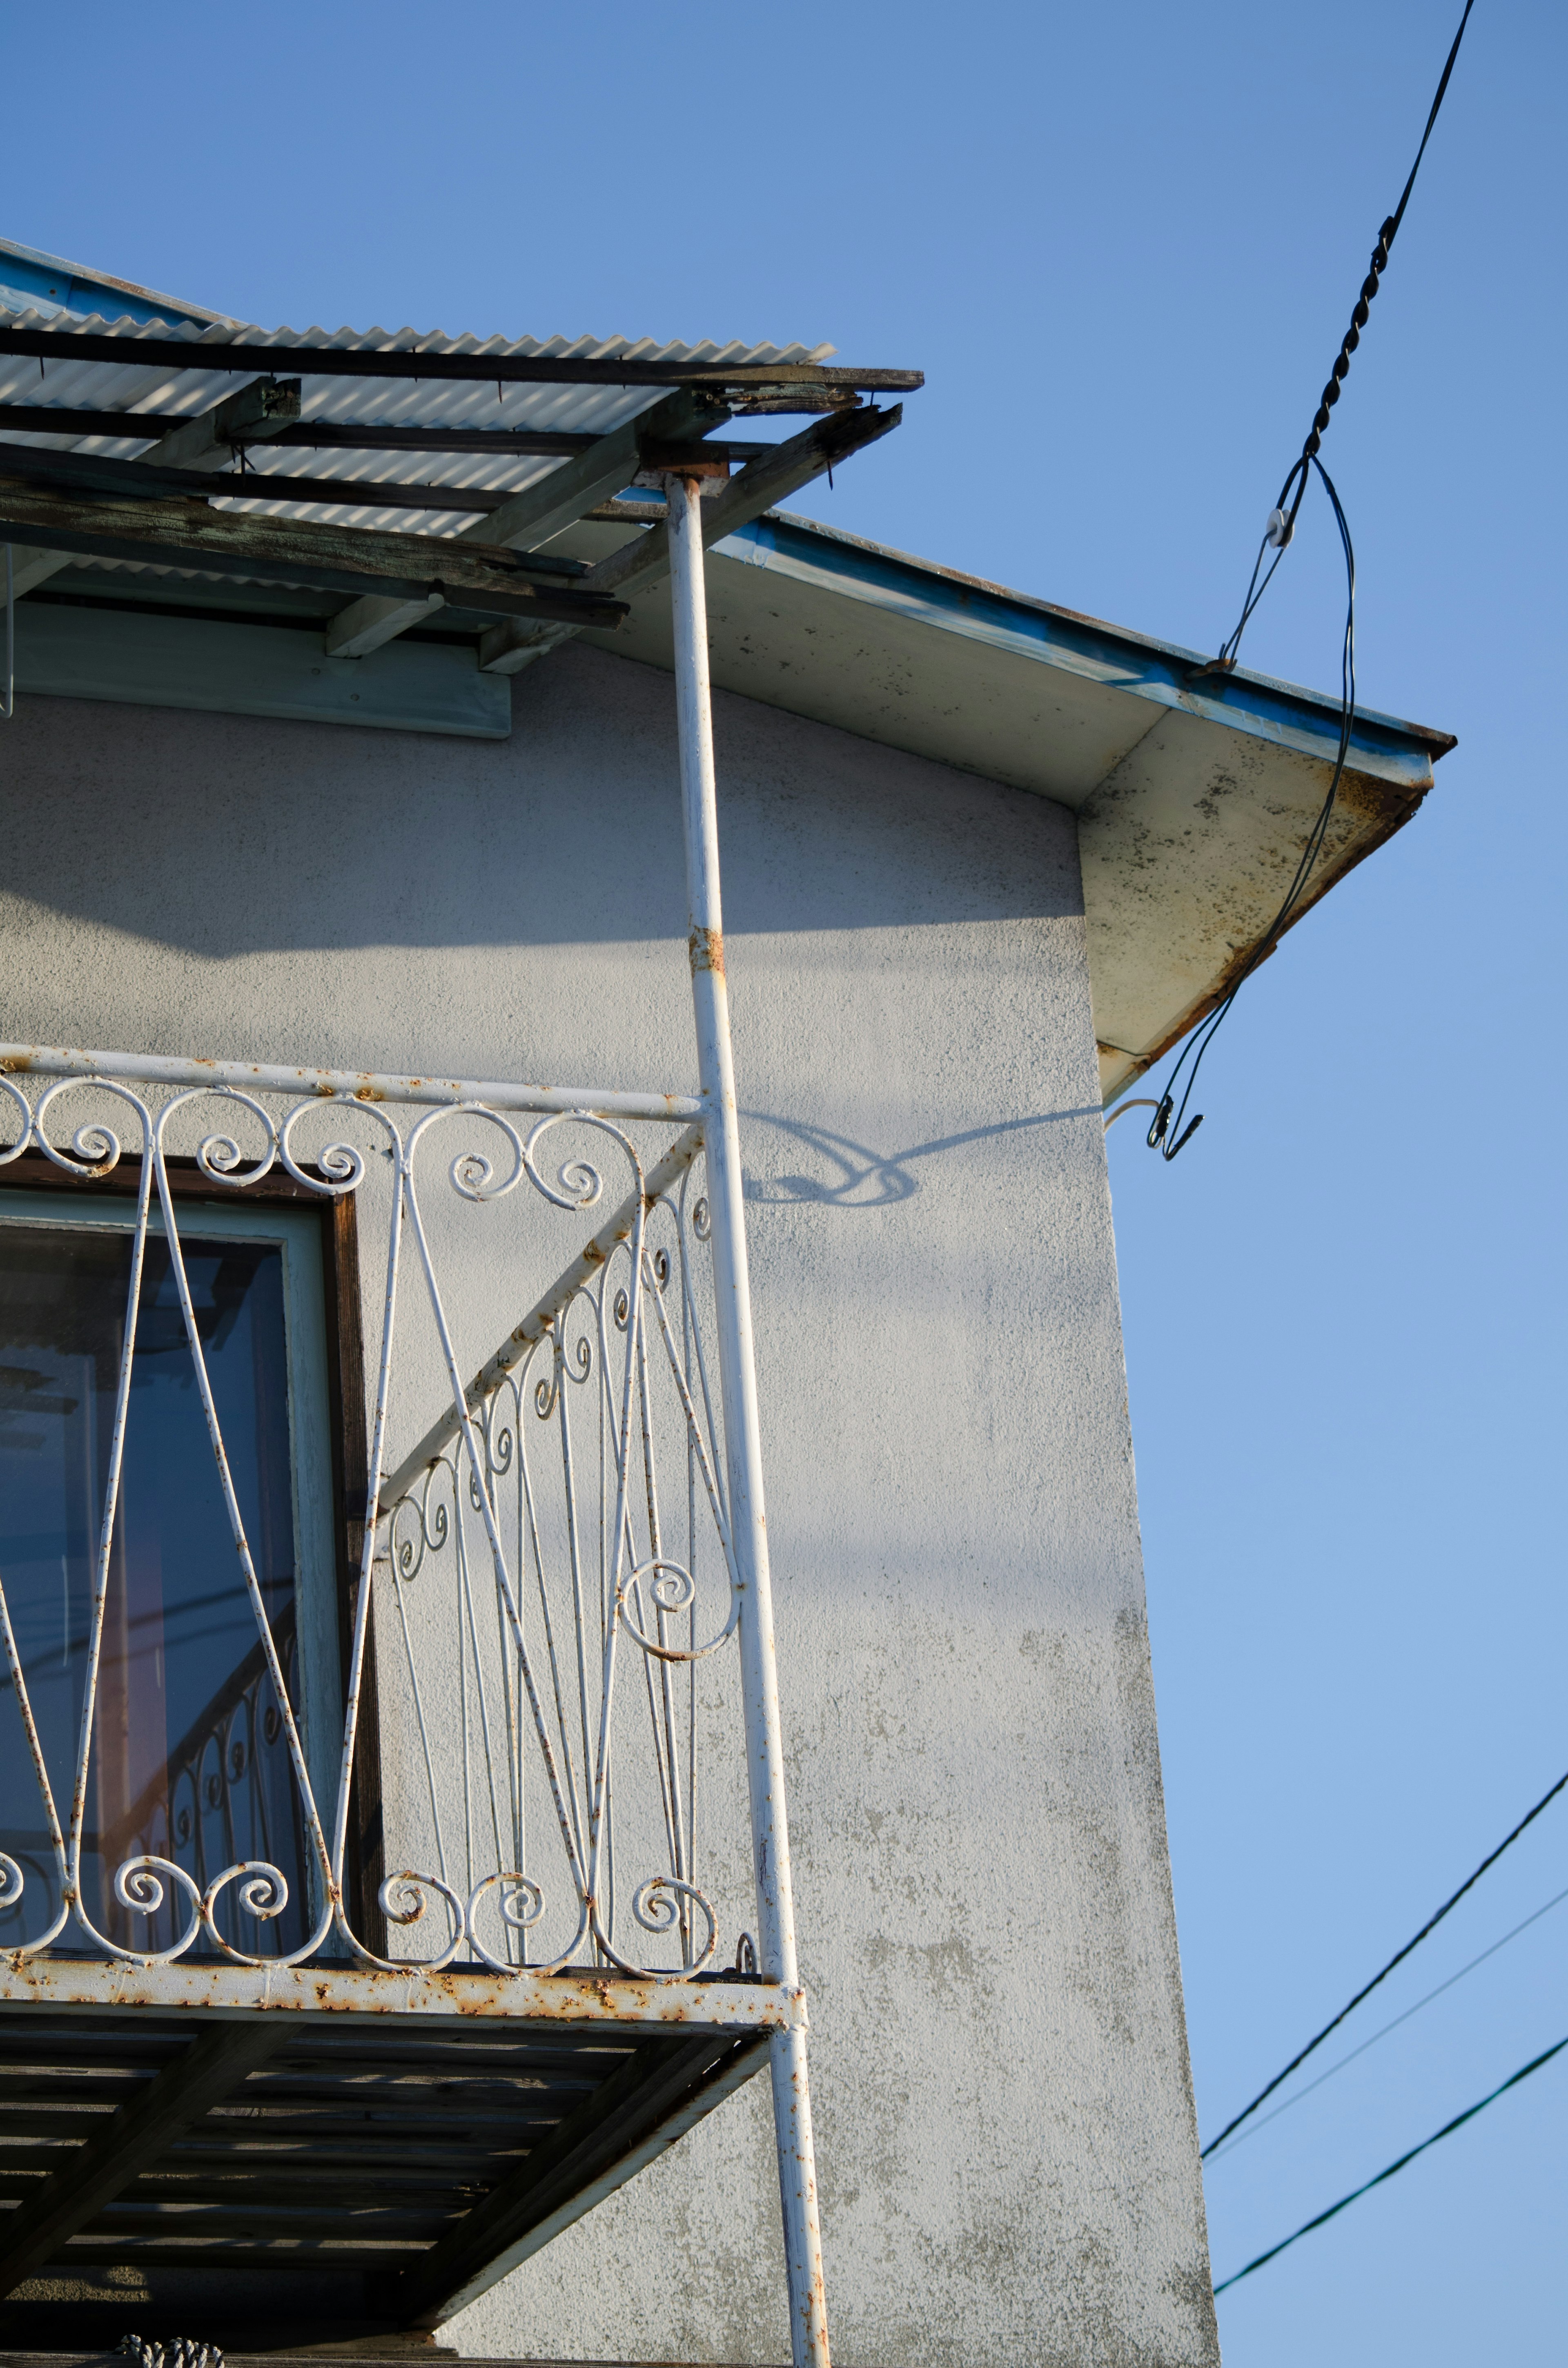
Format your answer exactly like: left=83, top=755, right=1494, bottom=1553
left=0, top=1964, right=793, bottom=2345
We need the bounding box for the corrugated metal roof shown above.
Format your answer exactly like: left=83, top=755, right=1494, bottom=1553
left=0, top=302, right=831, bottom=544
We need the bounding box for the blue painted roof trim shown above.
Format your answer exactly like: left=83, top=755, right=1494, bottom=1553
left=0, top=235, right=232, bottom=329
left=713, top=510, right=1455, bottom=789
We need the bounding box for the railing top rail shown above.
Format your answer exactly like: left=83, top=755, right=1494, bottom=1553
left=0, top=1043, right=703, bottom=1123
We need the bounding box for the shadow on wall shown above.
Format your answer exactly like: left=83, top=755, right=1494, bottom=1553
left=0, top=647, right=1080, bottom=953
left=742, top=1104, right=1102, bottom=1206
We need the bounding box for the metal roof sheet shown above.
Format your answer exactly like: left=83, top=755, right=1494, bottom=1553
left=0, top=301, right=833, bottom=580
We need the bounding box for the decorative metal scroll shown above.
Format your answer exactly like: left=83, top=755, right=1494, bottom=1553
left=0, top=1063, right=739, bottom=1977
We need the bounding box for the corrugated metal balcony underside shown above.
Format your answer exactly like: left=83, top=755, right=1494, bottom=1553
left=0, top=1977, right=785, bottom=2341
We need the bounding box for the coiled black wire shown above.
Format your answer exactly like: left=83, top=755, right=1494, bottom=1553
left=1144, top=0, right=1475, bottom=1162
left=1147, top=456, right=1355, bottom=1161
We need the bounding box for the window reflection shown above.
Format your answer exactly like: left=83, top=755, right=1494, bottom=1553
left=0, top=1216, right=308, bottom=1956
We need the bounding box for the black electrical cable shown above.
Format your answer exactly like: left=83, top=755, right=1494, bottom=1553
left=1212, top=2031, right=1567, bottom=2296
left=1147, top=455, right=1355, bottom=1160
left=1143, top=0, right=1476, bottom=1162
left=1201, top=1762, right=1568, bottom=2158
left=1205, top=1880, right=1568, bottom=2164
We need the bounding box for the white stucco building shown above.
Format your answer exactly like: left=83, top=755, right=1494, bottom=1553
left=0, top=238, right=1451, bottom=2368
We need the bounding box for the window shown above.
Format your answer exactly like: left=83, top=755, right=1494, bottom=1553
left=0, top=1175, right=346, bottom=1958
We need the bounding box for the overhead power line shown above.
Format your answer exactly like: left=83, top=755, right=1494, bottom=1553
left=1145, top=0, right=1477, bottom=1162
left=1212, top=2032, right=1567, bottom=2296
left=1205, top=1880, right=1568, bottom=2164
left=1202, top=1762, right=1568, bottom=2158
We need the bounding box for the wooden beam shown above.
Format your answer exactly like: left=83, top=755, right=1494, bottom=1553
left=0, top=407, right=602, bottom=457
left=6, top=375, right=301, bottom=600
left=144, top=374, right=302, bottom=471
left=0, top=2018, right=283, bottom=2298
left=0, top=434, right=520, bottom=514
left=0, top=442, right=771, bottom=509
left=477, top=401, right=902, bottom=675
left=0, top=409, right=771, bottom=464
left=323, top=391, right=725, bottom=661
left=392, top=2032, right=738, bottom=2325
left=0, top=323, right=924, bottom=399
left=0, top=480, right=630, bottom=625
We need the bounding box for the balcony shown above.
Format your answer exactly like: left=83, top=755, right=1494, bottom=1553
left=0, top=1038, right=811, bottom=2348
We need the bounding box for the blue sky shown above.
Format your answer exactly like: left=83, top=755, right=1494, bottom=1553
left=2, top=2, right=1562, bottom=2357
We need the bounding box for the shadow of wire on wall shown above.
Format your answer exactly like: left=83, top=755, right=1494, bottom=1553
left=740, top=1105, right=1103, bottom=1208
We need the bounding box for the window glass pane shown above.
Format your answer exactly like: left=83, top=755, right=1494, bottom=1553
left=0, top=1216, right=311, bottom=1956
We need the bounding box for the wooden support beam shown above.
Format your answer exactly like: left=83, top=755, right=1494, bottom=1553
left=323, top=391, right=725, bottom=661
left=477, top=401, right=902, bottom=676
left=144, top=375, right=302, bottom=471
left=0, top=408, right=603, bottom=457
left=0, top=2018, right=283, bottom=2298
left=0, top=323, right=924, bottom=400
left=5, top=377, right=301, bottom=600
left=392, top=2032, right=742, bottom=2326
left=0, top=479, right=629, bottom=625
left=0, top=434, right=540, bottom=518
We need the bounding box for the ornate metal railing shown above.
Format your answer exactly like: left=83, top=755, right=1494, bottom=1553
left=0, top=1051, right=737, bottom=1980
left=92, top=1612, right=306, bottom=1960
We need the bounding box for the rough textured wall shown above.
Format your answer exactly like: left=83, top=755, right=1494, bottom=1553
left=0, top=643, right=1218, bottom=2367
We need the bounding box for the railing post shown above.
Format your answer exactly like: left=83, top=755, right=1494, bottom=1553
left=666, top=470, right=830, bottom=2368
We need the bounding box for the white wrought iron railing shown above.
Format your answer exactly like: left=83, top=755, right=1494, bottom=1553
left=0, top=1056, right=737, bottom=1980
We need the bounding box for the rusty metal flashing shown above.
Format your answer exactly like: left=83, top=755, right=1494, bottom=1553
left=0, top=1958, right=802, bottom=2030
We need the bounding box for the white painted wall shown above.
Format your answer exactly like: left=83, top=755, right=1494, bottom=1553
left=0, top=643, right=1218, bottom=2367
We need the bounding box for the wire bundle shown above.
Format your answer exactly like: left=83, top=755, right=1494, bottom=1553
left=1144, top=0, right=1476, bottom=1161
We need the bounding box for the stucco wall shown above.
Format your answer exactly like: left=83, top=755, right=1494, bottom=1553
left=0, top=643, right=1218, bottom=2367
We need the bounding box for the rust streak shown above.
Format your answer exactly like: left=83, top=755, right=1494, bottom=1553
left=688, top=925, right=725, bottom=979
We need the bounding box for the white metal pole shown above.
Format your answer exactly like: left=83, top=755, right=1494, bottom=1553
left=666, top=471, right=829, bottom=2368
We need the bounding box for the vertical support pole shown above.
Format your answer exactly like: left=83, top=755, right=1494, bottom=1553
left=666, top=472, right=829, bottom=2368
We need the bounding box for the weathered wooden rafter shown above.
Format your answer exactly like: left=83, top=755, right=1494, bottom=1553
left=2, top=376, right=305, bottom=604
left=322, top=388, right=728, bottom=658
left=0, top=434, right=773, bottom=511
left=0, top=405, right=606, bottom=455
left=0, top=476, right=630, bottom=623
left=477, top=401, right=903, bottom=674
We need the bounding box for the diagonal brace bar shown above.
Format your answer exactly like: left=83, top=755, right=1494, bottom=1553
left=398, top=2030, right=751, bottom=2326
